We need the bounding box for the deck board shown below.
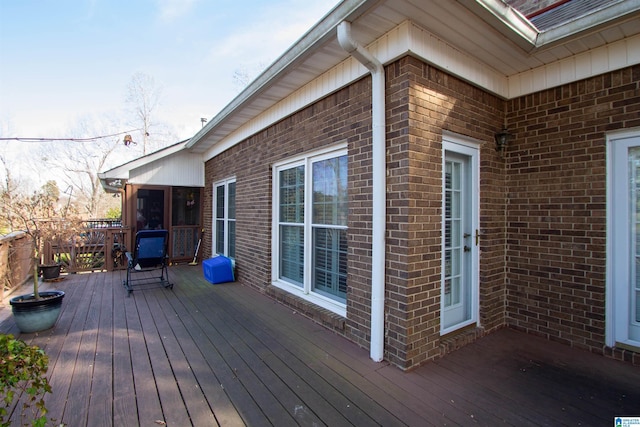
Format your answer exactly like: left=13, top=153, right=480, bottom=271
left=176, top=282, right=300, bottom=426
left=125, top=281, right=165, bottom=426
left=87, top=270, right=114, bottom=427
left=112, top=270, right=139, bottom=427
left=144, top=289, right=218, bottom=426
left=213, top=283, right=400, bottom=425
left=1, top=265, right=639, bottom=427
left=63, top=272, right=101, bottom=427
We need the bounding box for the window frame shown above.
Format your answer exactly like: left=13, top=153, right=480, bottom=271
left=272, top=144, right=348, bottom=316
left=213, top=177, right=236, bottom=259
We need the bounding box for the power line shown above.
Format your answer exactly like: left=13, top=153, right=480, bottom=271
left=0, top=128, right=142, bottom=143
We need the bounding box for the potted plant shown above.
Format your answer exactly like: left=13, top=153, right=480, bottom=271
left=0, top=334, right=52, bottom=427
left=2, top=181, right=81, bottom=333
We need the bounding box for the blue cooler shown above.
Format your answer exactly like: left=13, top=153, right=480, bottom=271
left=203, top=256, right=235, bottom=284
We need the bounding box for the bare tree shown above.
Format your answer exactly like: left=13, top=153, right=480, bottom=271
left=125, top=72, right=165, bottom=155
left=0, top=155, right=17, bottom=233
left=39, top=115, right=127, bottom=218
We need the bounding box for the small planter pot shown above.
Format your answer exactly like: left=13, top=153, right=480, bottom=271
left=9, top=291, right=65, bottom=333
left=39, top=264, right=62, bottom=281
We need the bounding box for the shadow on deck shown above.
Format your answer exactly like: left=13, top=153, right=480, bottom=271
left=1, top=265, right=638, bottom=426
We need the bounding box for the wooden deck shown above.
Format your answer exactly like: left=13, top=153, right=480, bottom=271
left=1, top=266, right=638, bottom=426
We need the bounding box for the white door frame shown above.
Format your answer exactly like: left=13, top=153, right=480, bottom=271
left=441, top=132, right=480, bottom=335
left=606, top=128, right=640, bottom=348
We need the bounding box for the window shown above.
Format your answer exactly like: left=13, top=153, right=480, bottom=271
left=213, top=178, right=236, bottom=258
left=273, top=146, right=348, bottom=315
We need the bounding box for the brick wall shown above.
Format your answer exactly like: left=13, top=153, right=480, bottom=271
left=204, top=77, right=374, bottom=344
left=204, top=55, right=510, bottom=370
left=505, top=65, right=640, bottom=354
left=391, top=57, right=507, bottom=368
left=203, top=57, right=640, bottom=369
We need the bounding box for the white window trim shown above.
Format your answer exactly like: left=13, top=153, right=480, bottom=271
left=271, top=143, right=348, bottom=317
left=213, top=177, right=236, bottom=258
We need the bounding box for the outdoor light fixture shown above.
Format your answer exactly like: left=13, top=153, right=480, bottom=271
left=494, top=128, right=511, bottom=154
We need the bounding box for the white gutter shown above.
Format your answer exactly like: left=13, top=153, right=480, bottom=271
left=337, top=21, right=386, bottom=363
left=457, top=0, right=538, bottom=52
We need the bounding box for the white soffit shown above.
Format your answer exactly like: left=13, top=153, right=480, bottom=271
left=508, top=33, right=640, bottom=98
left=190, top=0, right=640, bottom=158
left=201, top=19, right=507, bottom=161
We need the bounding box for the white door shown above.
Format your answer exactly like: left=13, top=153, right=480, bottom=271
left=609, top=133, right=640, bottom=346
left=442, top=138, right=479, bottom=334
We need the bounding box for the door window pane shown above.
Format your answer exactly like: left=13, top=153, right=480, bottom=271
left=444, top=160, right=462, bottom=309
left=630, top=147, right=640, bottom=322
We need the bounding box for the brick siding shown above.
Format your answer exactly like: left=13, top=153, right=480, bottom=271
left=204, top=77, right=374, bottom=347
left=506, top=65, right=640, bottom=355
left=203, top=53, right=640, bottom=370
left=390, top=57, right=506, bottom=368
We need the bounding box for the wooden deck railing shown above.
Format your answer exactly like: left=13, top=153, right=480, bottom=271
left=0, top=231, right=33, bottom=300
left=2, top=221, right=196, bottom=299
left=44, top=226, right=131, bottom=274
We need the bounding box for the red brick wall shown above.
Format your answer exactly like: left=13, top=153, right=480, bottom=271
left=505, top=65, right=640, bottom=353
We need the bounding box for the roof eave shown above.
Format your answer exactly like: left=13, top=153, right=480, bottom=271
left=100, top=139, right=190, bottom=179
left=185, top=0, right=377, bottom=152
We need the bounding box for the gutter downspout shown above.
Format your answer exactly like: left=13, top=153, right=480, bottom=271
left=337, top=21, right=386, bottom=363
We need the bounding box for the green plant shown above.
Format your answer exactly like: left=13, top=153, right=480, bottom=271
left=0, top=334, right=52, bottom=427
left=105, top=207, right=121, bottom=219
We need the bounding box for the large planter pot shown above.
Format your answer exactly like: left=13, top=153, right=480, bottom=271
left=9, top=291, right=65, bottom=333
left=39, top=264, right=61, bottom=281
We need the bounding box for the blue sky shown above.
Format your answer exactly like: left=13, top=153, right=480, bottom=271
left=0, top=0, right=339, bottom=140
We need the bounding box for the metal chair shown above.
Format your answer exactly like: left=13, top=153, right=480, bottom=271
left=123, top=229, right=173, bottom=295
